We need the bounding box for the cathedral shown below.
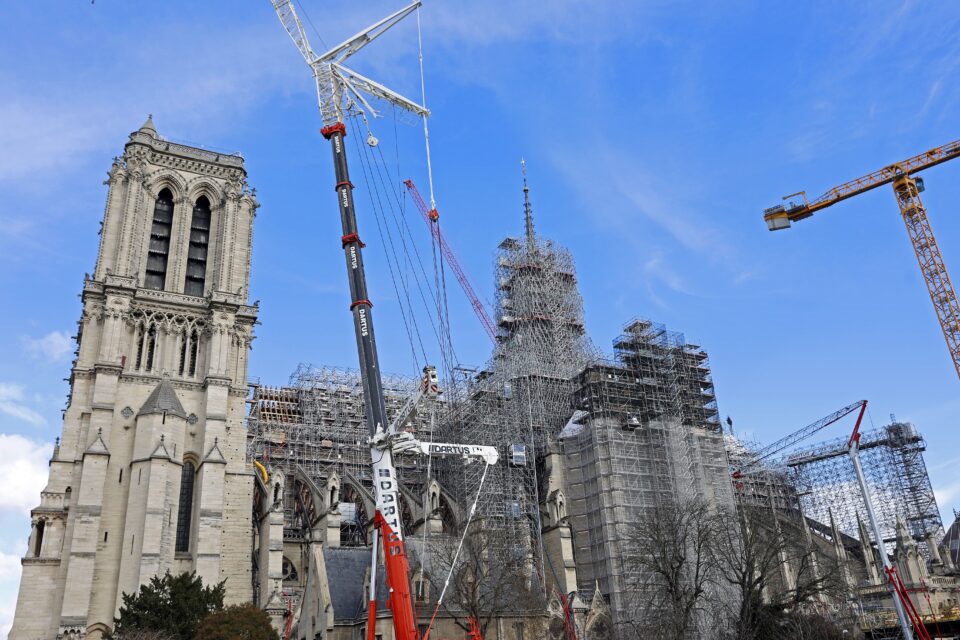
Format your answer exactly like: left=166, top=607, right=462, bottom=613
left=12, top=121, right=957, bottom=640
left=9, top=119, right=259, bottom=639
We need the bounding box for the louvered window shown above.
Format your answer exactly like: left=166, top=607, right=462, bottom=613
left=184, top=196, right=211, bottom=297
left=145, top=189, right=174, bottom=290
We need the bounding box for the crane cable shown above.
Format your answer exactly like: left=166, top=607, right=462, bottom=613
left=415, top=6, right=460, bottom=391
left=416, top=7, right=436, bottom=210
left=415, top=407, right=437, bottom=616
left=422, top=460, right=492, bottom=640
left=348, top=113, right=462, bottom=381
left=347, top=116, right=428, bottom=371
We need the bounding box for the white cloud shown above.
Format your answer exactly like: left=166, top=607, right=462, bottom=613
left=0, top=593, right=15, bottom=640
left=0, top=552, right=19, bottom=584
left=935, top=481, right=960, bottom=511
left=0, top=545, right=29, bottom=640
left=21, top=331, right=73, bottom=363
left=0, top=18, right=301, bottom=185
left=0, top=385, right=45, bottom=428
left=0, top=435, right=50, bottom=515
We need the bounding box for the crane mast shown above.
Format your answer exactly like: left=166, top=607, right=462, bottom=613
left=269, top=3, right=427, bottom=640
left=892, top=174, right=960, bottom=378
left=270, top=5, right=502, bottom=640
left=763, top=139, right=960, bottom=380
left=325, top=119, right=418, bottom=640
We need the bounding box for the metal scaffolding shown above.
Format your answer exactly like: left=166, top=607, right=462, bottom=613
left=434, top=198, right=597, bottom=590
left=724, top=435, right=803, bottom=517
left=245, top=176, right=739, bottom=630
left=247, top=365, right=441, bottom=545
left=559, top=319, right=734, bottom=629
left=786, top=419, right=944, bottom=556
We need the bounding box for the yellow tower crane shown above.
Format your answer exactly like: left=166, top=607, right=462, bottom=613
left=763, top=139, right=960, bottom=380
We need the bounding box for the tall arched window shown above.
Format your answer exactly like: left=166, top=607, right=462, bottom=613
left=178, top=331, right=188, bottom=376
left=135, top=323, right=157, bottom=372
left=188, top=329, right=199, bottom=377
left=184, top=196, right=211, bottom=297
left=145, top=189, right=174, bottom=290
left=144, top=324, right=157, bottom=372
left=175, top=462, right=195, bottom=553
left=33, top=519, right=46, bottom=557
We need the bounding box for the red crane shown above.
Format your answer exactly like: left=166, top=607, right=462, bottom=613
left=404, top=179, right=498, bottom=343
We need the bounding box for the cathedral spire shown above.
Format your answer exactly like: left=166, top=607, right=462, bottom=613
left=521, top=158, right=536, bottom=251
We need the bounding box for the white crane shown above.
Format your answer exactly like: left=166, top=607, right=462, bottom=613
left=268, top=5, right=488, bottom=640
left=271, top=0, right=428, bottom=126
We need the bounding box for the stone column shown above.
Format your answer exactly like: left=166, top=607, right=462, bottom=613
left=59, top=433, right=110, bottom=630
left=94, top=161, right=128, bottom=280
left=194, top=442, right=227, bottom=586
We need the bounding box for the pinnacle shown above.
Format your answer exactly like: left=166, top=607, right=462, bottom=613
left=139, top=114, right=157, bottom=136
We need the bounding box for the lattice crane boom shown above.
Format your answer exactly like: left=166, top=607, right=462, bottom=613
left=271, top=0, right=428, bottom=125
left=268, top=4, right=434, bottom=640
left=763, top=139, right=960, bottom=380
left=404, top=179, right=498, bottom=343
left=764, top=139, right=960, bottom=224
left=272, top=0, right=316, bottom=65
left=733, top=399, right=866, bottom=477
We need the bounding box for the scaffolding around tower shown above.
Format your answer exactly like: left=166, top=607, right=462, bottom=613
left=558, top=318, right=733, bottom=624
left=786, top=418, right=944, bottom=556
left=245, top=163, right=740, bottom=634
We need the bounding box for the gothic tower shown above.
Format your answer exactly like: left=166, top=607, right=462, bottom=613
left=491, top=161, right=594, bottom=380
left=10, top=118, right=259, bottom=640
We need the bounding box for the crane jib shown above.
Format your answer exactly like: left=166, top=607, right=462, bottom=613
left=768, top=138, right=960, bottom=220
left=763, top=138, right=960, bottom=382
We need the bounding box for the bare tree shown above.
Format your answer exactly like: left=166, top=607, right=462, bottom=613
left=710, top=505, right=851, bottom=640
left=620, top=497, right=725, bottom=640
left=421, top=523, right=544, bottom=638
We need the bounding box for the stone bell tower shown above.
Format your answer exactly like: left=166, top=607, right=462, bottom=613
left=9, top=117, right=259, bottom=640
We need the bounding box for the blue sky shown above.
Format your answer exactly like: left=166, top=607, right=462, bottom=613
left=2, top=1, right=960, bottom=635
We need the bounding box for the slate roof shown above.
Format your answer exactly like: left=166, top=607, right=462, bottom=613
left=322, top=547, right=389, bottom=622
left=944, top=513, right=960, bottom=566
left=138, top=377, right=187, bottom=419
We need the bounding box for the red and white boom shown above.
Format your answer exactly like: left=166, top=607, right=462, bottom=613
left=269, top=5, right=497, bottom=640
left=404, top=179, right=498, bottom=343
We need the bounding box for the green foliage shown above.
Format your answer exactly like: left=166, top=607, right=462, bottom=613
left=194, top=604, right=279, bottom=640
left=111, top=571, right=225, bottom=640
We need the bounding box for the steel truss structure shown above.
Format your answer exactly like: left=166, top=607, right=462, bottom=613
left=786, top=419, right=944, bottom=556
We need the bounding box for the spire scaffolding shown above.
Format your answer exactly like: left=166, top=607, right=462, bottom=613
left=521, top=158, right=536, bottom=251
